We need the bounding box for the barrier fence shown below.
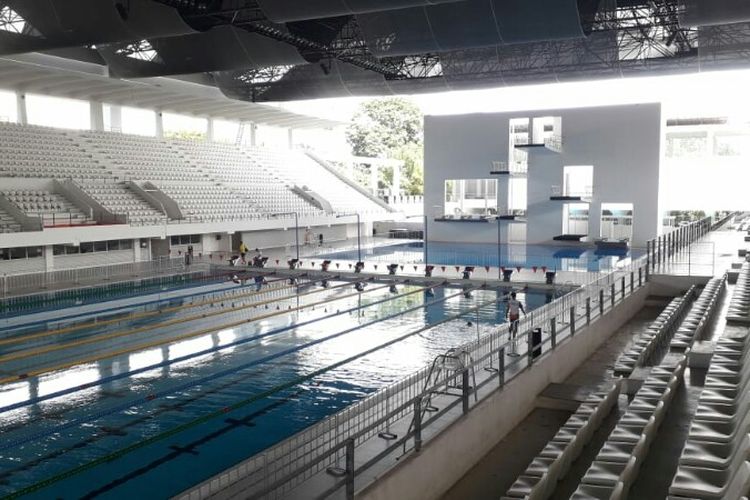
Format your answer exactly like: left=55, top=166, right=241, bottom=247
left=0, top=256, right=192, bottom=300
left=646, top=216, right=713, bottom=276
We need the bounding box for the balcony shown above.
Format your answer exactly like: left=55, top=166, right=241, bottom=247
left=513, top=134, right=563, bottom=154
left=489, top=161, right=528, bottom=177
left=549, top=185, right=593, bottom=202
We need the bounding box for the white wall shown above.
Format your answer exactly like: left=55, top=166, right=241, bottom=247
left=424, top=103, right=662, bottom=247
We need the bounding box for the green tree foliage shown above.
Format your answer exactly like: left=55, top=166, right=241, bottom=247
left=346, top=98, right=424, bottom=195
left=164, top=130, right=207, bottom=141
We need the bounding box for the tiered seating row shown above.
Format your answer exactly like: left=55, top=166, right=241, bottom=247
left=573, top=357, right=687, bottom=499
left=156, top=182, right=263, bottom=222
left=502, top=383, right=621, bottom=500
left=2, top=189, right=91, bottom=226
left=0, top=205, right=21, bottom=233
left=76, top=180, right=166, bottom=225
left=727, top=262, right=750, bottom=324
left=172, top=140, right=321, bottom=216
left=670, top=278, right=726, bottom=350
left=669, top=329, right=750, bottom=499
left=614, top=291, right=693, bottom=376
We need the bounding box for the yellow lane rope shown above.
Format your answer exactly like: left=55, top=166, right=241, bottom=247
left=0, top=280, right=357, bottom=364
left=0, top=283, right=423, bottom=386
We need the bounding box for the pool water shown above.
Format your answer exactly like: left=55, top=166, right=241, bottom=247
left=318, top=241, right=644, bottom=273
left=0, top=277, right=554, bottom=499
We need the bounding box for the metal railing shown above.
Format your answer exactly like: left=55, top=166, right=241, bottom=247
left=543, top=134, right=563, bottom=152
left=645, top=216, right=712, bottom=276
left=180, top=257, right=651, bottom=500
left=0, top=256, right=189, bottom=299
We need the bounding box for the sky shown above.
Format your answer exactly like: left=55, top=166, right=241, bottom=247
left=276, top=68, right=750, bottom=124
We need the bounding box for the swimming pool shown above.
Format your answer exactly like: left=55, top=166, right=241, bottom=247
left=317, top=241, right=644, bottom=273
left=0, top=275, right=555, bottom=499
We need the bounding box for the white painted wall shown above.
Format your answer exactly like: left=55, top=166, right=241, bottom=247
left=424, top=103, right=662, bottom=247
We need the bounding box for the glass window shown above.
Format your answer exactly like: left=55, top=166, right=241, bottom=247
left=80, top=242, right=94, bottom=253
left=666, top=133, right=707, bottom=158
left=120, top=239, right=133, bottom=250
left=191, top=234, right=201, bottom=244
left=27, top=246, right=43, bottom=258
left=94, top=241, right=107, bottom=252
left=108, top=240, right=120, bottom=251
left=170, top=236, right=179, bottom=245
left=53, top=245, right=65, bottom=256
left=443, top=179, right=498, bottom=217
left=65, top=245, right=79, bottom=255
left=10, top=247, right=26, bottom=259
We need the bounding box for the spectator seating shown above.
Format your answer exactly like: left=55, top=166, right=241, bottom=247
left=669, top=327, right=750, bottom=499
left=76, top=179, right=166, bottom=225
left=726, top=263, right=750, bottom=324
left=671, top=277, right=726, bottom=350
left=503, top=382, right=621, bottom=500
left=2, top=189, right=92, bottom=227
left=172, top=139, right=321, bottom=216
left=572, top=356, right=687, bottom=500
left=614, top=289, right=693, bottom=376
left=0, top=205, right=21, bottom=233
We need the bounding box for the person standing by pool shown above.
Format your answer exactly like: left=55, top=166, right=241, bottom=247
left=506, top=291, right=526, bottom=356
left=238, top=241, right=249, bottom=263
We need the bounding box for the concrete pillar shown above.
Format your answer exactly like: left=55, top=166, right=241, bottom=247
left=496, top=177, right=510, bottom=215
left=133, top=238, right=141, bottom=261
left=16, top=92, right=27, bottom=125
left=249, top=123, right=257, bottom=147
left=370, top=163, right=379, bottom=196
left=206, top=117, right=214, bottom=142
left=109, top=105, right=123, bottom=132
left=287, top=127, right=294, bottom=149
left=90, top=101, right=105, bottom=131
left=392, top=162, right=402, bottom=197
left=44, top=245, right=54, bottom=271
left=155, top=111, right=164, bottom=138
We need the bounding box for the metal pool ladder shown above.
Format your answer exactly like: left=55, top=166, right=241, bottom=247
left=402, top=348, right=477, bottom=453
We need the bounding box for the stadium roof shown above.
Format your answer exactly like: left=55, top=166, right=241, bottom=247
left=1, top=1, right=750, bottom=103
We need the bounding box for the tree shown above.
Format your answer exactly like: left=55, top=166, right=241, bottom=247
left=346, top=98, right=424, bottom=194
left=165, top=130, right=206, bottom=141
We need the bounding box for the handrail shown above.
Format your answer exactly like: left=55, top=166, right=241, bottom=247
left=645, top=215, right=712, bottom=275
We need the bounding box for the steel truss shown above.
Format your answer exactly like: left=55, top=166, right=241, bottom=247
left=152, top=0, right=750, bottom=96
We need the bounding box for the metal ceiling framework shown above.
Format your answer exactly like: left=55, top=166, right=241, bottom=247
left=1, top=0, right=750, bottom=103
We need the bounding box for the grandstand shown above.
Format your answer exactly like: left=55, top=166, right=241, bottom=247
left=1, top=2, right=750, bottom=500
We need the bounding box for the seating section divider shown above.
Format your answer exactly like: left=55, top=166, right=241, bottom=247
left=501, top=382, right=621, bottom=500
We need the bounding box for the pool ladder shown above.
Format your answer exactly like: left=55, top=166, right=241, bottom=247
left=402, top=348, right=477, bottom=453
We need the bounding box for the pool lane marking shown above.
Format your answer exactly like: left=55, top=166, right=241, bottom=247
left=0, top=285, right=439, bottom=447
left=0, top=276, right=301, bottom=347
left=3, top=286, right=490, bottom=499
left=1, top=274, right=272, bottom=332
left=0, top=280, right=355, bottom=364
left=0, top=282, right=397, bottom=385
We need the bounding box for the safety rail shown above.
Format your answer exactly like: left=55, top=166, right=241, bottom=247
left=178, top=257, right=651, bottom=500
left=646, top=216, right=712, bottom=275
left=0, top=256, right=190, bottom=299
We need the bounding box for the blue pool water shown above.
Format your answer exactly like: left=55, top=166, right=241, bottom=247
left=0, top=277, right=555, bottom=499
left=318, top=241, right=644, bottom=273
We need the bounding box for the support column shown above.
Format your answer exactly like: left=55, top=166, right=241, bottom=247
left=249, top=123, right=257, bottom=146
left=109, top=105, right=122, bottom=132
left=16, top=92, right=27, bottom=125
left=44, top=245, right=54, bottom=272
left=155, top=111, right=164, bottom=138
left=370, top=163, right=379, bottom=196
left=287, top=127, right=294, bottom=149
left=206, top=117, right=215, bottom=142
left=392, top=162, right=402, bottom=197
left=90, top=101, right=105, bottom=131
